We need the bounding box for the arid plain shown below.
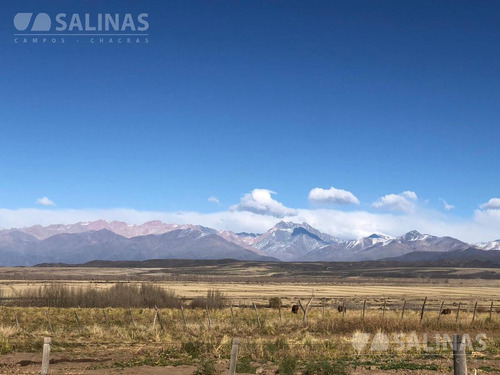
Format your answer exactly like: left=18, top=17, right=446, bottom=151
left=0, top=262, right=499, bottom=374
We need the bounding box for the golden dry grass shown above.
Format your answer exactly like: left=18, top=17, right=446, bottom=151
left=1, top=266, right=500, bottom=374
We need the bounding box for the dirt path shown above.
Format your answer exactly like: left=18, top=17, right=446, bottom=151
left=0, top=352, right=198, bottom=374
left=1, top=352, right=499, bottom=375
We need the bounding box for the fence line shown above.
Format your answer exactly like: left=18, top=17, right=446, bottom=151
left=0, top=298, right=497, bottom=336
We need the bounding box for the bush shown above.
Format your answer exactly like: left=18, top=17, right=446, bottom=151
left=269, top=297, right=282, bottom=309
left=279, top=355, right=297, bottom=375
left=236, top=356, right=258, bottom=373
left=190, top=289, right=226, bottom=309
left=194, top=358, right=216, bottom=375
left=182, top=340, right=205, bottom=358
left=13, top=283, right=180, bottom=308
left=0, top=338, right=12, bottom=355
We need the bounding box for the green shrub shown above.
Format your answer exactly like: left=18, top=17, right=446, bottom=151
left=279, top=355, right=297, bottom=375
left=269, top=297, right=282, bottom=309
left=236, top=356, right=258, bottom=373
left=194, top=357, right=216, bottom=375
left=264, top=337, right=289, bottom=360
left=182, top=340, right=205, bottom=358
left=304, top=359, right=350, bottom=375
left=0, top=338, right=12, bottom=354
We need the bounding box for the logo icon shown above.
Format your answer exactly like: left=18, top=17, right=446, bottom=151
left=370, top=332, right=390, bottom=352
left=14, top=13, right=51, bottom=32
left=351, top=332, right=371, bottom=353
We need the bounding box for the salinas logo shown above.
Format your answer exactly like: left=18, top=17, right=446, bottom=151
left=13, top=12, right=149, bottom=33
left=14, top=13, right=51, bottom=32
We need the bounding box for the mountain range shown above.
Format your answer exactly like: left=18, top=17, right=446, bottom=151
left=0, top=220, right=498, bottom=266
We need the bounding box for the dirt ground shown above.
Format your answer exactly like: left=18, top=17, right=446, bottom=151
left=0, top=351, right=196, bottom=374
left=1, top=351, right=499, bottom=374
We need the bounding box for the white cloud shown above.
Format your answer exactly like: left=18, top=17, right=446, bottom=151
left=36, top=197, right=56, bottom=206
left=208, top=196, right=220, bottom=204
left=372, top=191, right=418, bottom=213
left=440, top=198, right=455, bottom=211
left=230, top=188, right=297, bottom=218
left=401, top=191, right=418, bottom=200
left=480, top=198, right=500, bottom=210
left=308, top=187, right=360, bottom=205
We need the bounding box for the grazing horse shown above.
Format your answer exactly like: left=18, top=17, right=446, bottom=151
left=441, top=308, right=452, bottom=315
left=291, top=305, right=299, bottom=314
left=337, top=305, right=345, bottom=313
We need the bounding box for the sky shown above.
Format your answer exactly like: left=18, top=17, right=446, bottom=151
left=0, top=0, right=499, bottom=242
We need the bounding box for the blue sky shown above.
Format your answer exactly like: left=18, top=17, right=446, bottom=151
left=0, top=1, right=499, bottom=241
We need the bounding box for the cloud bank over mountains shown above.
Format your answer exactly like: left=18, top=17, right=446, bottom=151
left=1, top=188, right=499, bottom=243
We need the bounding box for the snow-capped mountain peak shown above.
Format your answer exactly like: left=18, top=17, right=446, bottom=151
left=0, top=220, right=489, bottom=265
left=252, top=221, right=341, bottom=261
left=402, top=230, right=425, bottom=241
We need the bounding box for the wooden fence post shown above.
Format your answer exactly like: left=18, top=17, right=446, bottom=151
left=230, top=302, right=235, bottom=324
left=453, top=334, right=467, bottom=375
left=155, top=306, right=164, bottom=331
left=298, top=294, right=314, bottom=324
left=102, top=309, right=110, bottom=329
left=74, top=310, right=83, bottom=333
left=420, top=297, right=427, bottom=324
left=206, top=306, right=212, bottom=329
left=41, top=337, right=51, bottom=375
left=437, top=301, right=445, bottom=322
left=322, top=299, right=325, bottom=320
left=456, top=302, right=461, bottom=324
left=15, top=312, right=21, bottom=331
left=471, top=302, right=478, bottom=325
left=46, top=310, right=54, bottom=334
left=180, top=306, right=188, bottom=330
left=278, top=303, right=282, bottom=323
left=253, top=302, right=262, bottom=329
left=128, top=308, right=136, bottom=328
left=362, top=300, right=366, bottom=322
left=489, top=302, right=494, bottom=320
left=152, top=310, right=157, bottom=330
left=401, top=300, right=406, bottom=320
left=382, top=300, right=386, bottom=319
left=229, top=338, right=240, bottom=375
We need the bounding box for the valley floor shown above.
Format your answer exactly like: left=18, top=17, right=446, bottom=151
left=0, top=265, right=499, bottom=374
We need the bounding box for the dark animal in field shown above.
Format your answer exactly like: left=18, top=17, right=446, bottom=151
left=337, top=305, right=345, bottom=313
left=441, top=308, right=452, bottom=315
left=291, top=305, right=299, bottom=314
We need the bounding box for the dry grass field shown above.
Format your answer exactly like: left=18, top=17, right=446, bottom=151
left=0, top=264, right=499, bottom=374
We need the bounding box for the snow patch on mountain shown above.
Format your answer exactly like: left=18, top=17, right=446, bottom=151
left=476, top=240, right=500, bottom=250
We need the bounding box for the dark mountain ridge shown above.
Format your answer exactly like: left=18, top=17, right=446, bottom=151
left=0, top=229, right=276, bottom=266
